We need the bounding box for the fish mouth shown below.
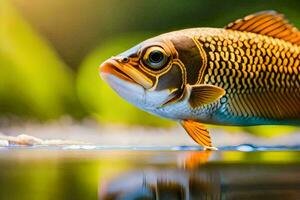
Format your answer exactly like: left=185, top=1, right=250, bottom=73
left=99, top=59, right=137, bottom=84
left=99, top=58, right=153, bottom=89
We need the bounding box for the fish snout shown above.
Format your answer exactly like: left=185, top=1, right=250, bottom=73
left=99, top=58, right=153, bottom=89
left=99, top=56, right=129, bottom=73
left=99, top=59, right=115, bottom=75
left=99, top=58, right=140, bottom=85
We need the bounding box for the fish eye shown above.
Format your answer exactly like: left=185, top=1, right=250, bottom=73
left=143, top=46, right=169, bottom=70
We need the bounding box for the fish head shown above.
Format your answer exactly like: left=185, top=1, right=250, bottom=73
left=99, top=35, right=187, bottom=109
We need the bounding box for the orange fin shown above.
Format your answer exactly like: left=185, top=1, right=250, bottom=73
left=187, top=84, right=225, bottom=109
left=225, top=10, right=300, bottom=45
left=180, top=120, right=214, bottom=148
left=184, top=151, right=212, bottom=169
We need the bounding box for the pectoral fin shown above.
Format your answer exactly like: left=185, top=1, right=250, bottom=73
left=181, top=120, right=216, bottom=149
left=187, top=84, right=225, bottom=108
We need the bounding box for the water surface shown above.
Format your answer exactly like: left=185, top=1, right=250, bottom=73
left=0, top=145, right=300, bottom=200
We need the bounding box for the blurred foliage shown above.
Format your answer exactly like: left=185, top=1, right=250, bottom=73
left=77, top=33, right=173, bottom=126
left=0, top=0, right=81, bottom=120
left=244, top=125, right=298, bottom=137
left=10, top=0, right=300, bottom=68
left=214, top=125, right=298, bottom=137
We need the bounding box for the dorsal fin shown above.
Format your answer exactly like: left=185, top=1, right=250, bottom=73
left=225, top=10, right=300, bottom=45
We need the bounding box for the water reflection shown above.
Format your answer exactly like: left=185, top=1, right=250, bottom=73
left=0, top=148, right=299, bottom=199
left=99, top=150, right=300, bottom=200
left=100, top=169, right=220, bottom=199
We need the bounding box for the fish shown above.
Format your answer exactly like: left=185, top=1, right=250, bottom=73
left=99, top=11, right=300, bottom=149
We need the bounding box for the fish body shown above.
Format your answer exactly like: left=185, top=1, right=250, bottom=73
left=100, top=11, right=300, bottom=148
left=146, top=27, right=300, bottom=126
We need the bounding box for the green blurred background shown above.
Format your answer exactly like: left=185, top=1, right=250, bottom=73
left=1, top=0, right=299, bottom=134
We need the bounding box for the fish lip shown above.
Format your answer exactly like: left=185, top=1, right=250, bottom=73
left=99, top=59, right=137, bottom=85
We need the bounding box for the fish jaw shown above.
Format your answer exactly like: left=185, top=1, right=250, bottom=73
left=100, top=59, right=137, bottom=85
left=100, top=58, right=153, bottom=89
left=100, top=71, right=146, bottom=108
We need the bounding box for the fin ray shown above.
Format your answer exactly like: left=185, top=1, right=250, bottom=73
left=181, top=120, right=212, bottom=147
left=188, top=84, right=225, bottom=108
left=225, top=10, right=300, bottom=45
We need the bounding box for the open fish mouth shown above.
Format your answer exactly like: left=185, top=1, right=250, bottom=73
left=99, top=59, right=137, bottom=85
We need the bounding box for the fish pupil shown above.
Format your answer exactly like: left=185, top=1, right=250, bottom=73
left=149, top=50, right=163, bottom=63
